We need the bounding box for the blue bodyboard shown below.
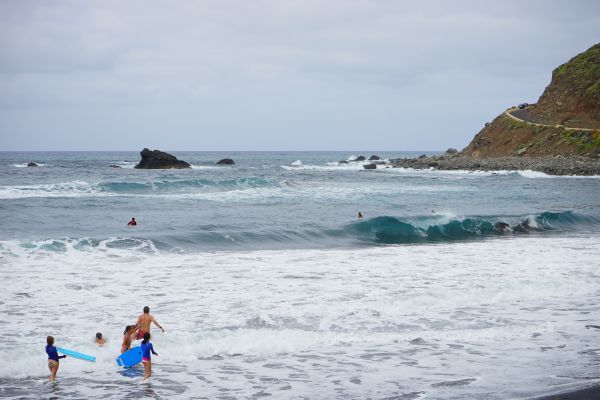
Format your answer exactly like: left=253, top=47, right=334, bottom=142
left=56, top=347, right=96, bottom=362
left=116, top=346, right=143, bottom=368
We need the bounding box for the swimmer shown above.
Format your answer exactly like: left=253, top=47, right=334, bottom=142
left=121, top=325, right=135, bottom=353
left=134, top=306, right=165, bottom=340
left=46, top=336, right=66, bottom=381
left=95, top=332, right=106, bottom=347
left=141, top=332, right=158, bottom=381
left=358, top=212, right=363, bottom=219
left=127, top=217, right=137, bottom=226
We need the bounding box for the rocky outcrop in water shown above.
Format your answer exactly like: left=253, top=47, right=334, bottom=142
left=363, top=163, right=377, bottom=170
left=368, top=155, right=381, bottom=160
left=134, top=148, right=191, bottom=169
left=355, top=156, right=366, bottom=161
left=216, top=158, right=235, bottom=165
left=27, top=162, right=38, bottom=167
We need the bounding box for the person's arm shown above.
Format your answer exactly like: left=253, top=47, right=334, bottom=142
left=59, top=355, right=67, bottom=359
left=134, top=316, right=141, bottom=330
left=151, top=316, right=165, bottom=332
left=150, top=343, right=158, bottom=356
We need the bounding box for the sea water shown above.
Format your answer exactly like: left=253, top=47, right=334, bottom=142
left=1, top=151, right=599, bottom=399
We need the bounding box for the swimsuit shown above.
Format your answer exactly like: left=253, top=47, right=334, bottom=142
left=46, top=345, right=65, bottom=367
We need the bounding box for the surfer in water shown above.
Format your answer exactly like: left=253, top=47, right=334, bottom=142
left=46, top=336, right=66, bottom=381
left=358, top=212, right=363, bottom=219
left=134, top=306, right=165, bottom=340
left=141, top=332, right=158, bottom=381
left=121, top=325, right=135, bottom=353
left=127, top=217, right=137, bottom=226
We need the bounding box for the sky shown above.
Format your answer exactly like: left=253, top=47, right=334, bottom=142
left=0, top=0, right=599, bottom=151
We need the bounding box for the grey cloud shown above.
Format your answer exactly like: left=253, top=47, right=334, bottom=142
left=0, top=0, right=599, bottom=150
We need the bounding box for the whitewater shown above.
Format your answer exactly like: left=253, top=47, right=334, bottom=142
left=1, top=151, right=600, bottom=399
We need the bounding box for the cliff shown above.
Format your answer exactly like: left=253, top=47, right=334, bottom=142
left=462, top=43, right=600, bottom=158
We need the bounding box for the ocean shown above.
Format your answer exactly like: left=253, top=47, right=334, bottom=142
left=1, top=151, right=600, bottom=399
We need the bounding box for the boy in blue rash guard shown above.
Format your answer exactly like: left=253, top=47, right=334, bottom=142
left=140, top=332, right=158, bottom=381
left=46, top=336, right=66, bottom=381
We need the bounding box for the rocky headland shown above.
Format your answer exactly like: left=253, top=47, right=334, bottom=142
left=393, top=43, right=600, bottom=175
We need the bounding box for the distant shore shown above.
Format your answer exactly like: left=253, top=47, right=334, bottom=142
left=390, top=155, right=600, bottom=176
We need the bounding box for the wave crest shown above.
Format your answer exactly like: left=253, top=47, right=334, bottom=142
left=348, top=211, right=598, bottom=244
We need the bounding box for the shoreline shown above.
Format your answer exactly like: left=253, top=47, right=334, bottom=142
left=531, top=383, right=600, bottom=400
left=390, top=155, right=600, bottom=176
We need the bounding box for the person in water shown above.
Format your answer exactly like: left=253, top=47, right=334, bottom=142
left=121, top=325, right=135, bottom=353
left=135, top=306, right=165, bottom=340
left=95, top=332, right=105, bottom=347
left=46, top=336, right=66, bottom=381
left=141, top=332, right=158, bottom=380
left=358, top=212, right=363, bottom=219
left=127, top=217, right=137, bottom=226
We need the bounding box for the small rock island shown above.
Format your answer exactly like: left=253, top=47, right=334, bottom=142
left=134, top=148, right=191, bottom=169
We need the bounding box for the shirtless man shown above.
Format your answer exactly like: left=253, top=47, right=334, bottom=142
left=134, top=306, right=164, bottom=340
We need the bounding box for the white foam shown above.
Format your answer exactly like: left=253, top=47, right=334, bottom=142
left=190, top=165, right=220, bottom=169
left=2, top=236, right=600, bottom=397
left=0, top=181, right=109, bottom=199
left=110, top=161, right=136, bottom=169
left=13, top=163, right=46, bottom=168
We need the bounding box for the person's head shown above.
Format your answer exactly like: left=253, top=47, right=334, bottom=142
left=143, top=306, right=149, bottom=314
left=142, top=332, right=151, bottom=344
left=124, top=325, right=132, bottom=335
left=47, top=336, right=54, bottom=346
left=131, top=217, right=135, bottom=221
left=96, top=332, right=102, bottom=340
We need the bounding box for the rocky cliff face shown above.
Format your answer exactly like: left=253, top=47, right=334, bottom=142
left=462, top=43, right=600, bottom=158
left=534, top=43, right=600, bottom=128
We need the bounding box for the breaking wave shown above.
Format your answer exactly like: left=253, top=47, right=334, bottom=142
left=0, top=177, right=280, bottom=199
left=1, top=212, right=597, bottom=256
left=347, top=211, right=598, bottom=244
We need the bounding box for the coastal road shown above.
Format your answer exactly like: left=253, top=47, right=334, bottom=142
left=505, top=108, right=598, bottom=132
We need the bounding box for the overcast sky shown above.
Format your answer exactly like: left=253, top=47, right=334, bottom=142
left=0, top=0, right=599, bottom=151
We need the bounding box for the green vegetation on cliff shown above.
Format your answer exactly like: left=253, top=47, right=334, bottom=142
left=462, top=43, right=600, bottom=158
left=555, top=43, right=600, bottom=96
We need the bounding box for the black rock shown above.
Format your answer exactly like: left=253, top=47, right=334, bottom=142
left=368, top=155, right=381, bottom=161
left=109, top=164, right=121, bottom=168
left=27, top=162, right=38, bottom=167
left=495, top=222, right=510, bottom=231
left=363, top=163, right=377, bottom=170
left=418, top=154, right=427, bottom=159
left=445, top=148, right=458, bottom=155
left=355, top=156, right=366, bottom=161
left=338, top=160, right=349, bottom=164
left=216, top=158, right=235, bottom=165
left=134, top=148, right=191, bottom=169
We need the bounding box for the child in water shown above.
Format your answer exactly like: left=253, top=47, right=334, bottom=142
left=45, top=336, right=66, bottom=381
left=121, top=325, right=135, bottom=353
left=141, top=332, right=158, bottom=381
left=95, top=332, right=106, bottom=347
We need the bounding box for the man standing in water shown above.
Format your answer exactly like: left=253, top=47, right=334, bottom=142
left=135, top=306, right=165, bottom=340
